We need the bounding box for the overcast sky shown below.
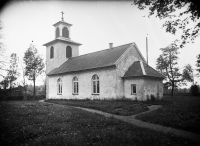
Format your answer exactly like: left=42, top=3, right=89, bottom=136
left=0, top=0, right=199, bottom=86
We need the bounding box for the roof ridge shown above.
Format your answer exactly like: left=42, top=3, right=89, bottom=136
left=69, top=42, right=133, bottom=59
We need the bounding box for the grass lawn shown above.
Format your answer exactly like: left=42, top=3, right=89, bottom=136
left=136, top=95, right=200, bottom=134
left=0, top=101, right=198, bottom=146
left=45, top=99, right=151, bottom=116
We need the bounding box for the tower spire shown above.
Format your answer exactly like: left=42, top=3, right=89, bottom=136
left=61, top=11, right=64, bottom=21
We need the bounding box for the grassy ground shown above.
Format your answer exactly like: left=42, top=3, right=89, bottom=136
left=46, top=99, right=150, bottom=116
left=136, top=95, right=200, bottom=134
left=0, top=101, right=198, bottom=146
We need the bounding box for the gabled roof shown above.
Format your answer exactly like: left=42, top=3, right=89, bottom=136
left=123, top=61, right=165, bottom=79
left=48, top=43, right=133, bottom=76
left=43, top=37, right=82, bottom=46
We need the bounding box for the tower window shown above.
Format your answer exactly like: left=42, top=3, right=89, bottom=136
left=66, top=46, right=72, bottom=58
left=50, top=46, right=54, bottom=59
left=56, top=27, right=60, bottom=38
left=62, top=27, right=69, bottom=38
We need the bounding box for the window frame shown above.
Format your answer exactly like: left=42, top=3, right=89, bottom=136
left=62, top=27, right=69, bottom=38
left=57, top=78, right=62, bottom=95
left=66, top=46, right=72, bottom=58
left=50, top=46, right=54, bottom=59
left=131, top=84, right=136, bottom=95
left=56, top=27, right=60, bottom=38
left=72, top=77, right=79, bottom=95
left=92, top=74, right=100, bottom=95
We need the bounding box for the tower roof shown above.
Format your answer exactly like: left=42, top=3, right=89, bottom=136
left=43, top=37, right=82, bottom=47
left=53, top=21, right=72, bottom=27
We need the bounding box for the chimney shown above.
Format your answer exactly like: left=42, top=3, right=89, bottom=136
left=109, top=43, right=113, bottom=49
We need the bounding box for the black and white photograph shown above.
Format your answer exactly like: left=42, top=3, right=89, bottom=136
left=0, top=0, right=200, bottom=145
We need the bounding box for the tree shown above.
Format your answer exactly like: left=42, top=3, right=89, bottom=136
left=6, top=53, right=20, bottom=91
left=133, top=0, right=200, bottom=47
left=0, top=76, right=9, bottom=90
left=0, top=21, right=7, bottom=77
left=196, top=54, right=200, bottom=75
left=23, top=44, right=44, bottom=97
left=156, top=43, right=181, bottom=97
left=182, top=64, right=194, bottom=84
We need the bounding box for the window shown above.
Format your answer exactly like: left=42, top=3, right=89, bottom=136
left=72, top=77, right=78, bottom=94
left=50, top=46, right=54, bottom=59
left=57, top=78, right=62, bottom=94
left=56, top=27, right=60, bottom=38
left=66, top=46, right=72, bottom=58
left=62, top=27, right=69, bottom=38
left=131, top=84, right=136, bottom=94
left=92, top=75, right=99, bottom=94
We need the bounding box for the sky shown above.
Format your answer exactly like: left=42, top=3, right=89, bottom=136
left=0, top=0, right=199, bottom=86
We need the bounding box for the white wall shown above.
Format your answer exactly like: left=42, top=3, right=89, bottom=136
left=46, top=41, right=79, bottom=74
left=124, top=78, right=145, bottom=100
left=124, top=77, right=163, bottom=101
left=47, top=67, right=119, bottom=100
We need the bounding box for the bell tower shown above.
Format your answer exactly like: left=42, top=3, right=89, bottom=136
left=44, top=12, right=82, bottom=99
left=43, top=12, right=82, bottom=74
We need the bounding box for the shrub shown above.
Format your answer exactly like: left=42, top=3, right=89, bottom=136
left=150, top=94, right=156, bottom=101
left=190, top=84, right=199, bottom=96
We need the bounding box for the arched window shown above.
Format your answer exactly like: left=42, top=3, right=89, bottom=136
left=92, top=75, right=99, bottom=94
left=50, top=46, right=54, bottom=59
left=66, top=46, right=72, bottom=58
left=62, top=27, right=69, bottom=38
left=56, top=27, right=60, bottom=38
left=57, top=78, right=62, bottom=94
left=72, top=77, right=78, bottom=94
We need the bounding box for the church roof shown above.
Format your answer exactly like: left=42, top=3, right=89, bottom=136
left=43, top=37, right=82, bottom=46
left=123, top=61, right=165, bottom=79
left=47, top=43, right=133, bottom=76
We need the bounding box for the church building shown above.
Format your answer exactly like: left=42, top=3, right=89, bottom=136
left=44, top=15, right=164, bottom=101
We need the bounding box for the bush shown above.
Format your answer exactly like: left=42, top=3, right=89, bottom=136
left=190, top=84, right=199, bottom=96
left=6, top=96, right=23, bottom=101
left=150, top=94, right=156, bottom=101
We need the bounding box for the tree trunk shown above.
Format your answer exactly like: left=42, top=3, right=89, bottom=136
left=33, top=76, right=36, bottom=99
left=171, top=81, right=174, bottom=97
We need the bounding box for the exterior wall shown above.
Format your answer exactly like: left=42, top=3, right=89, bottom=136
left=115, top=44, right=143, bottom=98
left=124, top=78, right=145, bottom=100
left=46, top=41, right=79, bottom=74
left=143, top=78, right=163, bottom=100
left=47, top=67, right=120, bottom=100
left=124, top=77, right=163, bottom=101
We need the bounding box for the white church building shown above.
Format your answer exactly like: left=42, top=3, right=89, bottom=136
left=44, top=17, right=164, bottom=101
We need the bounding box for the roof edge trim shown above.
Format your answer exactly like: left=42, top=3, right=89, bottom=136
left=114, top=42, right=134, bottom=65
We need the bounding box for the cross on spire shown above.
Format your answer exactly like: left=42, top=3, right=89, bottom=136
left=61, top=11, right=64, bottom=21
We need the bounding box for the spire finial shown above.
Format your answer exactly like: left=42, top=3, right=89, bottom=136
left=61, top=11, right=64, bottom=21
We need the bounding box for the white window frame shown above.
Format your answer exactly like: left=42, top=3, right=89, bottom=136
left=92, top=75, right=100, bottom=94
left=131, top=84, right=136, bottom=95
left=72, top=77, right=79, bottom=95
left=57, top=78, right=62, bottom=95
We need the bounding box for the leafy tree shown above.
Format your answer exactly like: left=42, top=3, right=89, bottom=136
left=6, top=53, right=20, bottom=91
left=23, top=44, right=44, bottom=97
left=190, top=84, right=199, bottom=96
left=0, top=21, right=6, bottom=77
left=196, top=54, right=200, bottom=75
left=133, top=0, right=200, bottom=47
left=0, top=76, right=9, bottom=89
left=182, top=64, right=194, bottom=84
left=156, top=43, right=181, bottom=97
